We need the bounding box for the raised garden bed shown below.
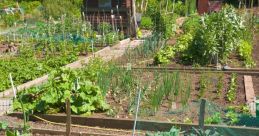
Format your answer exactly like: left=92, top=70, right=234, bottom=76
left=5, top=112, right=259, bottom=136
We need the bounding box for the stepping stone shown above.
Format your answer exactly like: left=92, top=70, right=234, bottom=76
left=244, top=75, right=256, bottom=115
left=244, top=75, right=255, bottom=103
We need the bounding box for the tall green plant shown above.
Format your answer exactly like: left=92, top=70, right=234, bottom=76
left=227, top=73, right=237, bottom=102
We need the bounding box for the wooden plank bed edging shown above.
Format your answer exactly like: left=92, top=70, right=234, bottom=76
left=8, top=113, right=259, bottom=136
left=4, top=127, right=121, bottom=136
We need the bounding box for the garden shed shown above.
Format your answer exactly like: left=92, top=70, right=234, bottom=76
left=197, top=0, right=223, bottom=14
left=83, top=0, right=135, bottom=37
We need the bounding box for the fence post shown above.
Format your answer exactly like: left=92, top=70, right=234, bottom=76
left=199, top=99, right=206, bottom=130
left=66, top=99, right=71, bottom=136
left=9, top=73, right=16, bottom=98
left=132, top=88, right=142, bottom=136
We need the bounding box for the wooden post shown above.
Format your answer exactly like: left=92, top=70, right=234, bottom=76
left=199, top=99, right=206, bottom=130
left=66, top=99, right=71, bottom=136
left=9, top=73, right=16, bottom=98
left=132, top=0, right=138, bottom=37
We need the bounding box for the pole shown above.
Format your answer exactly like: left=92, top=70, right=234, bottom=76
left=132, top=0, right=138, bottom=37
left=132, top=88, right=141, bottom=136
left=91, top=40, right=94, bottom=57
left=9, top=73, right=16, bottom=98
left=199, top=99, right=206, bottom=130
left=66, top=98, right=71, bottom=136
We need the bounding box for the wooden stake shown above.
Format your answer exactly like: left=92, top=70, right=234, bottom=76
left=132, top=0, right=138, bottom=37
left=9, top=73, right=16, bottom=98
left=66, top=99, right=71, bottom=136
left=199, top=99, right=206, bottom=130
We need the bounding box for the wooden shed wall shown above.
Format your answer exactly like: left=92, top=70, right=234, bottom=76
left=83, top=0, right=133, bottom=37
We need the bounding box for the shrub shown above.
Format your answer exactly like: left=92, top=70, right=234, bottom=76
left=174, top=1, right=187, bottom=16
left=182, top=15, right=200, bottom=34
left=140, top=16, right=153, bottom=30
left=151, top=11, right=177, bottom=39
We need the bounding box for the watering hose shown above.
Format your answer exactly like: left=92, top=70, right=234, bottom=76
left=32, top=115, right=145, bottom=135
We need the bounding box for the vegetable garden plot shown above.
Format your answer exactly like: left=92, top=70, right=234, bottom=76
left=12, top=58, right=254, bottom=128
left=0, top=15, right=128, bottom=92
left=117, top=6, right=259, bottom=70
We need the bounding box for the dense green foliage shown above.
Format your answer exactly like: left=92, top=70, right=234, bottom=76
left=154, top=5, right=255, bottom=67
left=154, top=46, right=174, bottom=64
left=42, top=0, right=81, bottom=19
left=0, top=0, right=83, bottom=27
left=140, top=16, right=153, bottom=30
left=146, top=127, right=180, bottom=136
left=205, top=112, right=222, bottom=124
left=238, top=40, right=255, bottom=67
left=13, top=67, right=109, bottom=115
left=0, top=45, right=78, bottom=92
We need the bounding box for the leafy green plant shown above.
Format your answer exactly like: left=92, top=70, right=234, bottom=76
left=149, top=9, right=177, bottom=39
left=205, top=112, right=222, bottom=124
left=182, top=15, right=200, bottom=34
left=216, top=74, right=224, bottom=97
left=238, top=40, right=256, bottom=68
left=227, top=105, right=250, bottom=115
left=13, top=68, right=109, bottom=115
left=226, top=111, right=239, bottom=125
left=154, top=46, right=175, bottom=64
left=188, top=127, right=222, bottom=136
left=184, top=117, right=193, bottom=124
left=198, top=74, right=208, bottom=98
left=146, top=127, right=180, bottom=136
left=174, top=1, right=187, bottom=16
left=140, top=16, right=153, bottom=30
left=227, top=73, right=237, bottom=102
left=0, top=121, right=8, bottom=130
left=97, top=22, right=112, bottom=35
left=2, top=14, right=19, bottom=27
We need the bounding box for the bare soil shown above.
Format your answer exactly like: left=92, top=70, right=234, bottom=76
left=92, top=72, right=246, bottom=124
left=0, top=116, right=144, bottom=136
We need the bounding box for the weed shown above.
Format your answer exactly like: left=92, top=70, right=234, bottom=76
left=205, top=112, right=222, bottom=124
left=226, top=111, right=239, bottom=125
left=184, top=117, right=193, bottom=123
